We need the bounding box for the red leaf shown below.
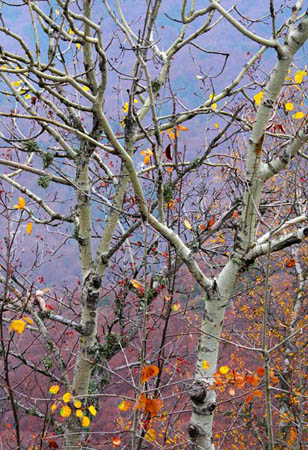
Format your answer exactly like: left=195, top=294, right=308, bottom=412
left=48, top=440, right=59, bottom=449
left=285, top=259, right=296, bottom=268
left=208, top=216, right=215, bottom=228
left=165, top=144, right=172, bottom=161
left=31, top=96, right=37, bottom=105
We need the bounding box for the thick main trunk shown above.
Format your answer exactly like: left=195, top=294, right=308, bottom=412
left=64, top=163, right=129, bottom=449
left=189, top=260, right=240, bottom=449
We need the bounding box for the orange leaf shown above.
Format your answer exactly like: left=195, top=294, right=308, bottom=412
left=134, top=394, right=147, bottom=411
left=235, top=375, right=245, bottom=389
left=245, top=393, right=253, bottom=403
left=285, top=259, right=296, bottom=268
left=214, top=372, right=223, bottom=385
left=141, top=365, right=159, bottom=383
left=208, top=217, right=215, bottom=228
left=257, top=367, right=265, bottom=377
left=118, top=400, right=131, bottom=411
left=253, top=389, right=263, bottom=397
left=245, top=374, right=254, bottom=384
left=112, top=437, right=121, bottom=447
left=246, top=373, right=259, bottom=387
left=177, top=125, right=188, bottom=131
left=251, top=374, right=260, bottom=387
left=229, top=387, right=235, bottom=396
left=271, top=376, right=279, bottom=384
left=144, top=398, right=163, bottom=416
left=134, top=394, right=162, bottom=417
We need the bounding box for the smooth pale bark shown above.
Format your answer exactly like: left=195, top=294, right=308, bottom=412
left=64, top=159, right=129, bottom=448
left=186, top=11, right=308, bottom=450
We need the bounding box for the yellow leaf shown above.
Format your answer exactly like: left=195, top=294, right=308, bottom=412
left=75, top=409, right=83, bottom=418
left=26, top=222, right=33, bottom=235
left=183, top=218, right=192, bottom=230
left=88, top=405, right=97, bottom=416
left=294, top=69, right=306, bottom=83
left=55, top=9, right=59, bottom=15
left=24, top=94, right=31, bottom=99
left=74, top=400, right=82, bottom=409
left=172, top=303, right=180, bottom=312
left=9, top=319, right=26, bottom=334
left=51, top=402, right=57, bottom=413
left=202, top=360, right=210, bottom=370
left=292, top=111, right=304, bottom=119
left=82, top=85, right=89, bottom=92
left=254, top=91, right=264, bottom=106
left=122, top=102, right=129, bottom=113
left=62, top=392, right=72, bottom=403
left=118, top=400, right=131, bottom=411
left=130, top=279, right=144, bottom=290
left=145, top=428, right=156, bottom=442
left=60, top=405, right=72, bottom=417
left=169, top=131, right=175, bottom=140
left=134, top=98, right=138, bottom=104
left=285, top=102, right=294, bottom=111
left=209, top=94, right=217, bottom=109
left=140, top=148, right=153, bottom=165
left=219, top=365, right=229, bottom=375
left=76, top=43, right=81, bottom=50
left=12, top=80, right=21, bottom=87
left=81, top=416, right=90, bottom=427
left=49, top=385, right=60, bottom=395
left=14, top=197, right=25, bottom=210
left=22, top=316, right=33, bottom=325
left=68, top=28, right=74, bottom=35
left=214, top=122, right=219, bottom=129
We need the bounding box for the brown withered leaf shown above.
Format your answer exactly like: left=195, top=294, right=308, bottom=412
left=165, top=143, right=172, bottom=161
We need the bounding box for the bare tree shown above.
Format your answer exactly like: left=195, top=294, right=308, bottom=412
left=0, top=1, right=308, bottom=449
